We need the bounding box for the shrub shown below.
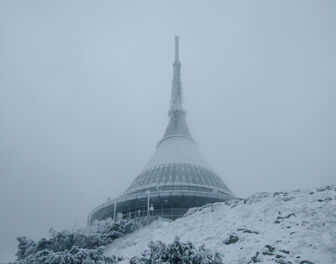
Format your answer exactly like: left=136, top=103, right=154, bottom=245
left=15, top=247, right=121, bottom=264
left=14, top=219, right=141, bottom=264
left=131, top=236, right=224, bottom=264
left=16, top=237, right=37, bottom=260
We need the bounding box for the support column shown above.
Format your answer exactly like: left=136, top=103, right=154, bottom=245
left=113, top=200, right=118, bottom=223
left=146, top=191, right=150, bottom=224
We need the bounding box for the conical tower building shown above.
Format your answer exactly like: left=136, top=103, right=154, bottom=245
left=88, top=37, right=235, bottom=224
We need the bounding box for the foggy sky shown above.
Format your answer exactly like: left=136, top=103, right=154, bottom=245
left=1, top=0, right=335, bottom=262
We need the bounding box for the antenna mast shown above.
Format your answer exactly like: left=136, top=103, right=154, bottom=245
left=169, top=35, right=184, bottom=116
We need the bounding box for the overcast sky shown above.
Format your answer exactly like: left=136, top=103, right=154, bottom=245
left=1, top=0, right=335, bottom=262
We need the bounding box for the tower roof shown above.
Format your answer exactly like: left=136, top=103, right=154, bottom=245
left=123, top=37, right=234, bottom=197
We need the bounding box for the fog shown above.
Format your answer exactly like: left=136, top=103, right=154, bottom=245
left=0, top=0, right=335, bottom=262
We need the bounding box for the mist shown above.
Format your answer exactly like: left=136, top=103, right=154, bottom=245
left=0, top=0, right=335, bottom=262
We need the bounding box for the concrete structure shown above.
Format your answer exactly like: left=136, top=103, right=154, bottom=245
left=88, top=36, right=235, bottom=225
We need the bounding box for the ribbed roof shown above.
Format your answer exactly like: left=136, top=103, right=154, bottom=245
left=124, top=136, right=232, bottom=195
left=146, top=136, right=208, bottom=171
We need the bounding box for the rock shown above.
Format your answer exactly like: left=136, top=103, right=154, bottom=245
left=301, top=220, right=309, bottom=226
left=262, top=244, right=275, bottom=255
left=224, top=234, right=239, bottom=245
left=317, top=186, right=332, bottom=192
left=280, top=249, right=290, bottom=254
left=276, top=254, right=284, bottom=258
left=283, top=213, right=295, bottom=219
left=299, top=261, right=315, bottom=264
left=265, top=244, right=275, bottom=252
left=276, top=260, right=292, bottom=264
left=282, top=196, right=295, bottom=202
left=237, top=228, right=259, bottom=234
left=275, top=213, right=295, bottom=223
left=130, top=257, right=139, bottom=264
left=252, top=251, right=261, bottom=263
left=248, top=251, right=261, bottom=263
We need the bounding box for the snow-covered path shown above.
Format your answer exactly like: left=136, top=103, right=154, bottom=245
left=106, top=186, right=336, bottom=264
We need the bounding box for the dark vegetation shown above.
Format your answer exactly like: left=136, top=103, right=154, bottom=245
left=131, top=236, right=223, bottom=264
left=14, top=219, right=222, bottom=264
left=14, top=219, right=141, bottom=264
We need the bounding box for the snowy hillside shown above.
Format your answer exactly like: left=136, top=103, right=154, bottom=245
left=106, top=186, right=336, bottom=264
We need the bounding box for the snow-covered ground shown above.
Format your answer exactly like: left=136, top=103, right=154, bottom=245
left=106, top=186, right=336, bottom=264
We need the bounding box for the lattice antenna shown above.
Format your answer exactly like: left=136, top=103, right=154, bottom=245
left=169, top=35, right=185, bottom=116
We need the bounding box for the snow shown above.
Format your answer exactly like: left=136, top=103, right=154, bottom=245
left=105, top=186, right=336, bottom=264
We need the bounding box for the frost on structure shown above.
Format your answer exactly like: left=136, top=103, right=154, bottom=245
left=88, top=37, right=235, bottom=225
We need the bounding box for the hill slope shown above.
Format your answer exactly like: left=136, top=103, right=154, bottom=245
left=106, top=186, right=336, bottom=264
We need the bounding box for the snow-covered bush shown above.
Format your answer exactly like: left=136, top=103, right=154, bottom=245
left=15, top=247, right=121, bottom=264
left=99, top=219, right=142, bottom=241
left=16, top=237, right=37, bottom=260
left=15, top=219, right=142, bottom=264
left=131, top=236, right=224, bottom=264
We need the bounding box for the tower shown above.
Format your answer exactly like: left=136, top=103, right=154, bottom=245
left=88, top=37, right=235, bottom=224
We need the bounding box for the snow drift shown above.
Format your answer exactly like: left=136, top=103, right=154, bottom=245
left=106, top=186, right=336, bottom=264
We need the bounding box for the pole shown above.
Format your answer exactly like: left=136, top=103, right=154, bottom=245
left=113, top=200, right=117, bottom=223
left=175, top=35, right=179, bottom=60
left=146, top=191, right=150, bottom=224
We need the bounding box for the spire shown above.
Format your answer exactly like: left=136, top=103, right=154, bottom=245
left=175, top=35, right=179, bottom=60
left=169, top=35, right=184, bottom=116
left=161, top=36, right=192, bottom=143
